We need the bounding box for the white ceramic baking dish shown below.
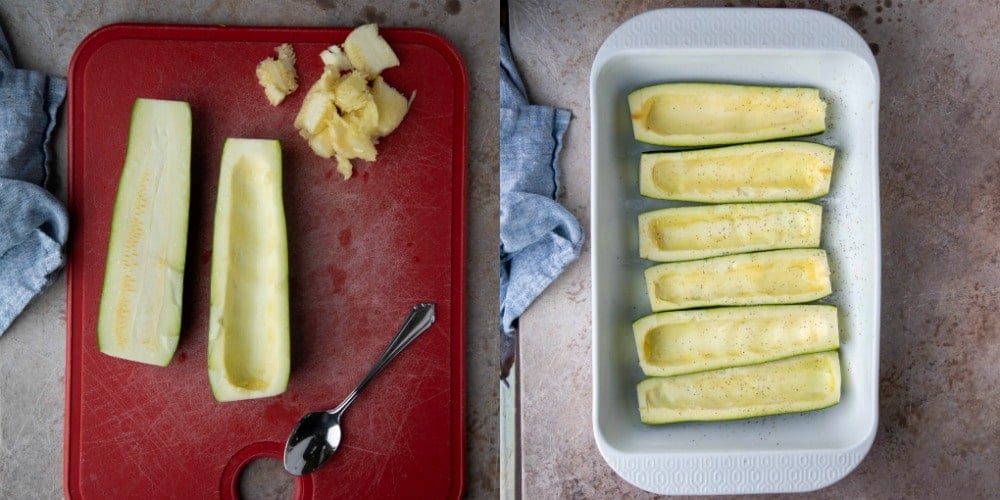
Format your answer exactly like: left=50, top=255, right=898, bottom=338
left=590, top=8, right=880, bottom=495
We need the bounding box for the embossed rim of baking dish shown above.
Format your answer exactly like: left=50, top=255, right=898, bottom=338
left=589, top=8, right=880, bottom=495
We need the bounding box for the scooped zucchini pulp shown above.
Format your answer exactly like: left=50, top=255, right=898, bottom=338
left=98, top=98, right=192, bottom=366
left=291, top=23, right=412, bottom=180
left=629, top=83, right=827, bottom=146
left=207, top=139, right=290, bottom=402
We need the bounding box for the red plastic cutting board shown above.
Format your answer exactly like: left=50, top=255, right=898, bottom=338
left=65, top=24, right=466, bottom=499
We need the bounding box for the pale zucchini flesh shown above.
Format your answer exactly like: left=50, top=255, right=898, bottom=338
left=639, top=141, right=835, bottom=203
left=208, top=139, right=291, bottom=402
left=97, top=98, right=192, bottom=366
left=638, top=202, right=822, bottom=262
left=637, top=351, right=842, bottom=424
left=629, top=83, right=827, bottom=146
left=644, top=248, right=831, bottom=312
left=633, top=305, right=839, bottom=377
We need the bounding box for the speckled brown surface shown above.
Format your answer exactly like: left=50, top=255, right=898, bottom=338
left=512, top=0, right=999, bottom=497
left=0, top=1, right=498, bottom=498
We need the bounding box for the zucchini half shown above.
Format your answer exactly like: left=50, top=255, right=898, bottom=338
left=633, top=305, right=839, bottom=377
left=97, top=98, right=192, bottom=366
left=628, top=82, right=827, bottom=146
left=639, top=141, right=835, bottom=203
left=637, top=351, right=842, bottom=424
left=638, top=202, right=822, bottom=262
left=207, top=139, right=291, bottom=402
left=644, top=248, right=832, bottom=312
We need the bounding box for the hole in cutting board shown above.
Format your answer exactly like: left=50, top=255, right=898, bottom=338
left=238, top=457, right=295, bottom=499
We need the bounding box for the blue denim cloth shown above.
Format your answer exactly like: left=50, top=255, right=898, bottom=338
left=500, top=33, right=583, bottom=352
left=0, top=24, right=68, bottom=335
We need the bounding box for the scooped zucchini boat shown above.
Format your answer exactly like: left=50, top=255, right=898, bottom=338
left=629, top=82, right=827, bottom=146
left=637, top=351, right=842, bottom=424
left=639, top=141, right=835, bottom=203
left=644, top=248, right=832, bottom=312
left=633, top=305, right=839, bottom=377
left=638, top=202, right=823, bottom=262
left=207, top=138, right=291, bottom=402
left=97, top=98, right=192, bottom=366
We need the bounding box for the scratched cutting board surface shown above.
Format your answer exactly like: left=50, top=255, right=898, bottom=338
left=65, top=24, right=466, bottom=499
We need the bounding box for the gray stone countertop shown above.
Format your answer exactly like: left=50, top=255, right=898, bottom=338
left=511, top=0, right=999, bottom=498
left=0, top=1, right=498, bottom=498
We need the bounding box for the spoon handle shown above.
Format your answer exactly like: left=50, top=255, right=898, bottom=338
left=331, top=303, right=436, bottom=414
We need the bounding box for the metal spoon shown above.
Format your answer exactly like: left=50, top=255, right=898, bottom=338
left=283, top=303, right=436, bottom=476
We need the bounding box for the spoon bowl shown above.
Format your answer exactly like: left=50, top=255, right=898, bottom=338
left=283, top=303, right=436, bottom=476
left=283, top=411, right=342, bottom=476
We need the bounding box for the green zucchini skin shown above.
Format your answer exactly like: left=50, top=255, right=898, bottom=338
left=629, top=82, right=827, bottom=146
left=637, top=351, right=842, bottom=424
left=638, top=202, right=823, bottom=262
left=639, top=141, right=835, bottom=203
left=97, top=98, right=192, bottom=367
left=633, top=305, right=839, bottom=377
left=644, top=248, right=832, bottom=312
